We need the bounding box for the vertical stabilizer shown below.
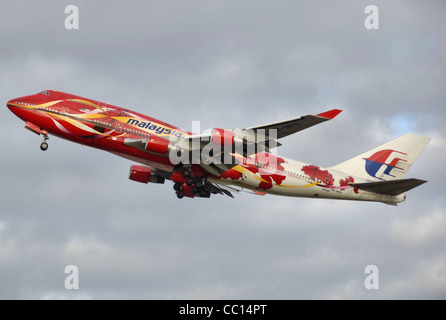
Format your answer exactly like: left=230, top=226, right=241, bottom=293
left=330, top=133, right=431, bottom=181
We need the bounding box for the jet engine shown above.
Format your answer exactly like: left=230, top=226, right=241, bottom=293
left=129, top=165, right=165, bottom=184
left=124, top=135, right=182, bottom=157
left=211, top=128, right=236, bottom=147
left=144, top=135, right=171, bottom=154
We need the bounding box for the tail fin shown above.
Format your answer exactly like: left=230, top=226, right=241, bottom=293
left=330, top=133, right=431, bottom=181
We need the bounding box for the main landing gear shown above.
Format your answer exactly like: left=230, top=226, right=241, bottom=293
left=40, top=134, right=49, bottom=151
left=174, top=168, right=212, bottom=199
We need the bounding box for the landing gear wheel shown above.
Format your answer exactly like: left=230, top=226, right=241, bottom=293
left=40, top=142, right=48, bottom=151
left=173, top=182, right=182, bottom=191
left=202, top=182, right=211, bottom=192
left=176, top=189, right=185, bottom=199
left=183, top=168, right=192, bottom=178
left=199, top=190, right=211, bottom=198
left=195, top=179, right=203, bottom=188
left=185, top=177, right=194, bottom=186
left=40, top=133, right=49, bottom=151
left=192, top=186, right=199, bottom=194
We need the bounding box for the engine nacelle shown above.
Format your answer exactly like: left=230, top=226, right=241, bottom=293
left=211, top=128, right=235, bottom=147
left=129, top=165, right=165, bottom=184
left=145, top=135, right=171, bottom=154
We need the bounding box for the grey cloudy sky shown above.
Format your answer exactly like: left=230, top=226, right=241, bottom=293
left=0, top=0, right=445, bottom=299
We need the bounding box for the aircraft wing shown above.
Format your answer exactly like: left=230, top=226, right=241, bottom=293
left=190, top=109, right=342, bottom=175
left=245, top=109, right=342, bottom=139
left=181, top=109, right=342, bottom=149
left=125, top=109, right=342, bottom=177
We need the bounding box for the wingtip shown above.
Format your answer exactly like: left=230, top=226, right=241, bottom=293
left=316, top=109, right=343, bottom=119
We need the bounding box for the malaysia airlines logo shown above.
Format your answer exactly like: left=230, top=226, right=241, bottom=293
left=363, top=149, right=407, bottom=179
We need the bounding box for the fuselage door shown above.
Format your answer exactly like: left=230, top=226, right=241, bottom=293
left=115, top=120, right=123, bottom=133
left=62, top=106, right=69, bottom=118
left=61, top=107, right=70, bottom=120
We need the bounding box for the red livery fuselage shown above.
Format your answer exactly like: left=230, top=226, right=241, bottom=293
left=7, top=90, right=188, bottom=172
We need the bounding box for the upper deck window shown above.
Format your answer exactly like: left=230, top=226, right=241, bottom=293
left=40, top=91, right=50, bottom=95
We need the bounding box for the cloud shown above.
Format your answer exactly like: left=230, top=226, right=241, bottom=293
left=390, top=210, right=446, bottom=248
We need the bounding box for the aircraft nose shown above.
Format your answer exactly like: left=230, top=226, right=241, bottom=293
left=7, top=99, right=17, bottom=112
left=6, top=97, right=27, bottom=117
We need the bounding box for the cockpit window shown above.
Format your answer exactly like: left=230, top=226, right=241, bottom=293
left=40, top=91, right=50, bottom=95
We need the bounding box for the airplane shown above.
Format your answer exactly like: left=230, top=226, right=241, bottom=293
left=7, top=90, right=431, bottom=205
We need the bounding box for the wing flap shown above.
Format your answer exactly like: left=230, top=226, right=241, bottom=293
left=350, top=178, right=427, bottom=196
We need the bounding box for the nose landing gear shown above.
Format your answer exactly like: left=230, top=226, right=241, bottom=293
left=40, top=134, right=49, bottom=151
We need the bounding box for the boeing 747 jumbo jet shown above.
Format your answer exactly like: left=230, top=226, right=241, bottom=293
left=7, top=90, right=430, bottom=205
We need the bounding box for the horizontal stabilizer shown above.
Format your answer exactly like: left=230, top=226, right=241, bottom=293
left=349, top=178, right=427, bottom=196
